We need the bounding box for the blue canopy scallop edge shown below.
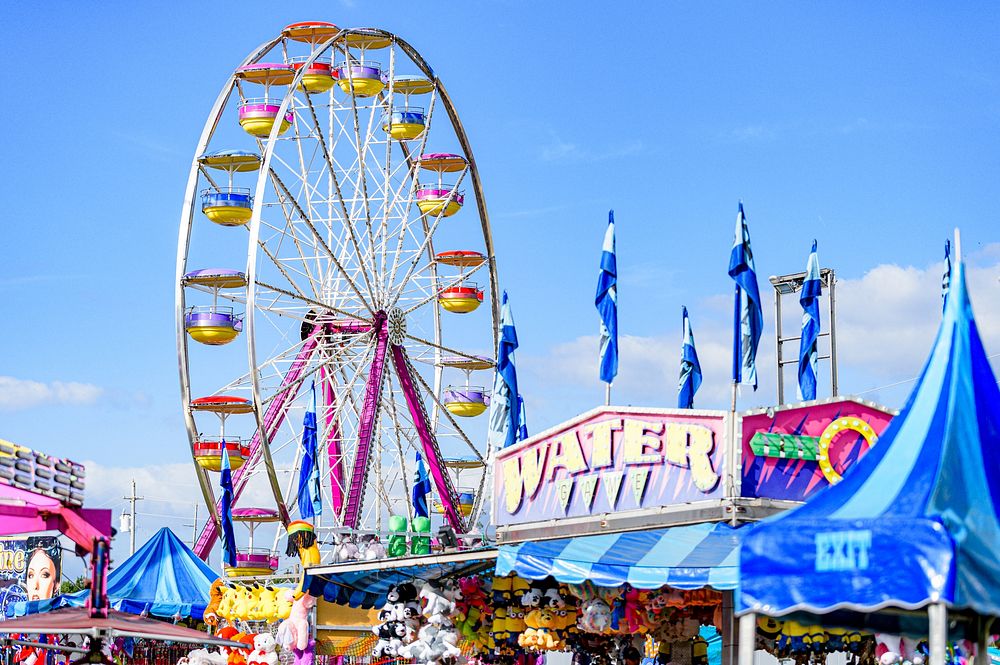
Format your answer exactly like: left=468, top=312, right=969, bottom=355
left=739, top=259, right=1000, bottom=618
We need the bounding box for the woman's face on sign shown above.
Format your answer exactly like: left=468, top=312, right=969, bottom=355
left=27, top=549, right=57, bottom=600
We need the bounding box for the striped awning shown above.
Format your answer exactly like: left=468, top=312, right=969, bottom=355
left=497, top=521, right=748, bottom=590
left=305, top=548, right=497, bottom=608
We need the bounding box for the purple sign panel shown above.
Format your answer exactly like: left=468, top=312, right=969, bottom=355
left=494, top=408, right=727, bottom=527
left=740, top=399, right=895, bottom=501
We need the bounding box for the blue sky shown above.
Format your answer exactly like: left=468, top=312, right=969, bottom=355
left=1, top=1, right=999, bottom=551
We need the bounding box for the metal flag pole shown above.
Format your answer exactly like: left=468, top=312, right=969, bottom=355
left=605, top=383, right=611, bottom=406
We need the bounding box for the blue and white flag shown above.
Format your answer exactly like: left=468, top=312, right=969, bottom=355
left=596, top=211, right=619, bottom=385
left=678, top=306, right=703, bottom=409
left=942, top=239, right=952, bottom=309
left=487, top=291, right=524, bottom=450
left=517, top=394, right=528, bottom=441
left=296, top=384, right=322, bottom=520
left=412, top=451, right=431, bottom=518
left=797, top=241, right=822, bottom=401
left=728, top=202, right=763, bottom=390
left=219, top=445, right=238, bottom=568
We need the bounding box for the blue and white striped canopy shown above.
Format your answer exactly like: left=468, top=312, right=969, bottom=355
left=497, top=522, right=746, bottom=590
left=740, top=259, right=1000, bottom=618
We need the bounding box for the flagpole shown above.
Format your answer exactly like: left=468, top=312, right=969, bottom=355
left=605, top=383, right=611, bottom=406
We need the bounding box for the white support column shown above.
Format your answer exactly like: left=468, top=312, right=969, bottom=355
left=721, top=592, right=736, bottom=665
left=738, top=612, right=756, bottom=665
left=928, top=603, right=948, bottom=665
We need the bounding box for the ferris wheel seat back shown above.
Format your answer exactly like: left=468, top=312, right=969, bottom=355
left=289, top=57, right=336, bottom=94
left=418, top=153, right=468, bottom=172
left=438, top=285, right=483, bottom=313
left=391, top=75, right=434, bottom=95
left=190, top=395, right=254, bottom=414
left=238, top=99, right=294, bottom=138
left=443, top=386, right=489, bottom=417
left=416, top=186, right=464, bottom=217
left=184, top=306, right=243, bottom=345
left=235, top=63, right=295, bottom=86
left=435, top=250, right=486, bottom=268
left=334, top=63, right=385, bottom=97
left=182, top=268, right=248, bottom=289
left=282, top=21, right=340, bottom=44
left=382, top=109, right=426, bottom=140
left=201, top=188, right=253, bottom=226
left=193, top=439, right=249, bottom=471
left=337, top=29, right=392, bottom=50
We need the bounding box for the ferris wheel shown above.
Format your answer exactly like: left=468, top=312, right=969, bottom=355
left=175, top=22, right=500, bottom=571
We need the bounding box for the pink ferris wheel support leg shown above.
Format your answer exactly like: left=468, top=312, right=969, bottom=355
left=341, top=312, right=389, bottom=530
left=193, top=334, right=320, bottom=559
left=390, top=343, right=466, bottom=534
left=320, top=365, right=346, bottom=518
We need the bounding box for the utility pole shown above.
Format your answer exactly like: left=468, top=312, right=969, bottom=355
left=123, top=479, right=144, bottom=556
left=184, top=504, right=200, bottom=549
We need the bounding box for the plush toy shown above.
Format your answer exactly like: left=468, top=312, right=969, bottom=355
left=578, top=598, right=613, bottom=634
left=411, top=516, right=431, bottom=555
left=420, top=581, right=456, bottom=624
left=231, top=585, right=254, bottom=622
left=278, top=593, right=316, bottom=652
left=623, top=586, right=648, bottom=634
left=204, top=578, right=226, bottom=626
left=284, top=521, right=320, bottom=568
left=387, top=582, right=419, bottom=604
left=246, top=634, right=278, bottom=665
left=246, top=586, right=265, bottom=621
left=388, top=515, right=409, bottom=557
left=217, top=584, right=236, bottom=622
left=362, top=535, right=387, bottom=561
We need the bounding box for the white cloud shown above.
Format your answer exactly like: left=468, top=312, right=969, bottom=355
left=0, top=376, right=103, bottom=411
left=519, top=247, right=1000, bottom=430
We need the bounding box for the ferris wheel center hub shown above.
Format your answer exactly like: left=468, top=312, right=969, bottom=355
left=387, top=307, right=406, bottom=344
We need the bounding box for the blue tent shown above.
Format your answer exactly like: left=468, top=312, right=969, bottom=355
left=15, top=527, right=219, bottom=619
left=739, top=258, right=1000, bottom=637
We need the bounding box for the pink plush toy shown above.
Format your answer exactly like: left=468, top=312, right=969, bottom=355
left=280, top=593, right=316, bottom=651
left=623, top=587, right=647, bottom=634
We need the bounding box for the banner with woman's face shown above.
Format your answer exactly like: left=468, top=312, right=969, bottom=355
left=0, top=535, right=61, bottom=616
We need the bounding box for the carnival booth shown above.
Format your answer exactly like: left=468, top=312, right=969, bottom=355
left=487, top=396, right=896, bottom=665
left=738, top=258, right=1000, bottom=665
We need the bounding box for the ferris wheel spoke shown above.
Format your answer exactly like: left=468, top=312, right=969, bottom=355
left=267, top=168, right=376, bottom=314
left=385, top=165, right=469, bottom=309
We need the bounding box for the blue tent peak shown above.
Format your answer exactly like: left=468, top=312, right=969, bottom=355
left=14, top=527, right=220, bottom=619
left=740, top=259, right=1000, bottom=618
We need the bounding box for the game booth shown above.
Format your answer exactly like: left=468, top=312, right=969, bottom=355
left=295, top=394, right=896, bottom=665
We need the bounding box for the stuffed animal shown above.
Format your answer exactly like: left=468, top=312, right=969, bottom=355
left=274, top=587, right=294, bottom=621
left=246, top=634, right=278, bottom=665
left=231, top=585, right=254, bottom=622
left=284, top=521, right=320, bottom=568
left=420, top=581, right=456, bottom=625
left=388, top=515, right=409, bottom=557
left=278, top=593, right=316, bottom=652
left=623, top=586, right=648, bottom=634
left=578, top=598, right=613, bottom=634
left=334, top=534, right=360, bottom=563
left=387, top=582, right=419, bottom=604
left=204, top=578, right=226, bottom=626
left=362, top=535, right=387, bottom=561
left=411, top=516, right=431, bottom=555
left=217, top=584, right=236, bottom=621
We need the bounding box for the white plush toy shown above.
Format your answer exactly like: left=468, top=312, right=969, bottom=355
left=362, top=536, right=387, bottom=561
left=246, top=634, right=278, bottom=665
left=419, top=582, right=455, bottom=625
